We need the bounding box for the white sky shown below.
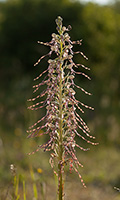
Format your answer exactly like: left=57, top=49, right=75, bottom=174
left=81, top=0, right=112, bottom=4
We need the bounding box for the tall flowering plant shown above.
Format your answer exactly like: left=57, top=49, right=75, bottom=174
left=27, top=16, right=98, bottom=200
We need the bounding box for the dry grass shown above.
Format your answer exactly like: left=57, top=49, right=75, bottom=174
left=0, top=130, right=120, bottom=200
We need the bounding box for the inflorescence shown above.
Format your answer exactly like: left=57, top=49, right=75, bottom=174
left=27, top=16, right=98, bottom=188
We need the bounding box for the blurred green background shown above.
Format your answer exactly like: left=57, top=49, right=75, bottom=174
left=0, top=0, right=120, bottom=199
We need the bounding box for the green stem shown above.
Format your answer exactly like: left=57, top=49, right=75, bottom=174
left=58, top=37, right=64, bottom=200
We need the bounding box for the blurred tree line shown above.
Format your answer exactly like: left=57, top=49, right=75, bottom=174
left=0, top=0, right=120, bottom=146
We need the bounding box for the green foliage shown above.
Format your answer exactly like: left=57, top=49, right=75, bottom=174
left=30, top=166, right=38, bottom=199
left=22, top=180, right=26, bottom=200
